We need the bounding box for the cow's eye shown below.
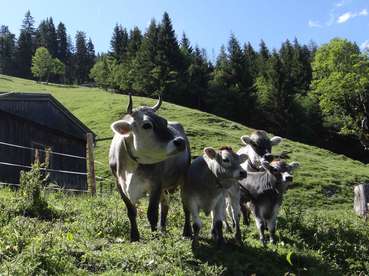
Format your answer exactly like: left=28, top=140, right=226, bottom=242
left=142, top=123, right=152, bottom=130
left=222, top=158, right=230, bottom=163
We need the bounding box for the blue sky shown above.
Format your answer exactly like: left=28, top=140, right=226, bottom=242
left=1, top=0, right=368, bottom=59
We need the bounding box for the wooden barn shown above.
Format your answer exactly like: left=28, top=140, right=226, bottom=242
left=0, top=92, right=96, bottom=190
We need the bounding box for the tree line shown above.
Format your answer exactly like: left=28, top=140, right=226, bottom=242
left=1, top=11, right=368, bottom=160
left=0, top=10, right=95, bottom=84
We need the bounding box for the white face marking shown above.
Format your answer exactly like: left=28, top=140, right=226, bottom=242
left=114, top=112, right=179, bottom=164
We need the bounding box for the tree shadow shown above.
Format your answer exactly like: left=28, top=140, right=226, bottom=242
left=278, top=215, right=369, bottom=274
left=190, top=237, right=339, bottom=276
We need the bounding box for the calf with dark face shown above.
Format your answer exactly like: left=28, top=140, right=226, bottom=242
left=182, top=147, right=247, bottom=245
left=236, top=130, right=282, bottom=226
left=240, top=159, right=299, bottom=244
left=109, top=95, right=190, bottom=241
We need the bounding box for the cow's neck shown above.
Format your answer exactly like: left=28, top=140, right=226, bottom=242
left=122, top=136, right=139, bottom=171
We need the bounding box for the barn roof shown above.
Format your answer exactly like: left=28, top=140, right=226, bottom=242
left=0, top=92, right=96, bottom=141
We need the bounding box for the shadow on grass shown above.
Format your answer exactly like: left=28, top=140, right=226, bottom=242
left=278, top=215, right=369, bottom=274
left=190, top=237, right=339, bottom=276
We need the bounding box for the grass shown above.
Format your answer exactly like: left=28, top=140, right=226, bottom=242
left=0, top=74, right=369, bottom=275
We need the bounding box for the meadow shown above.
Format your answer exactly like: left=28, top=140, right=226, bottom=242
left=0, top=74, right=369, bottom=275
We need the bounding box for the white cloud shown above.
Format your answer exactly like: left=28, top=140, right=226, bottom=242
left=335, top=0, right=345, bottom=7
left=308, top=20, right=322, bottom=28
left=337, top=9, right=368, bottom=23
left=359, top=9, right=368, bottom=16
left=361, top=40, right=369, bottom=50
left=337, top=11, right=354, bottom=23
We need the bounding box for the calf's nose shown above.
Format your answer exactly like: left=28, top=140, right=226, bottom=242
left=264, top=153, right=273, bottom=162
left=239, top=170, right=247, bottom=179
left=286, top=176, right=293, bottom=182
left=173, top=137, right=185, bottom=150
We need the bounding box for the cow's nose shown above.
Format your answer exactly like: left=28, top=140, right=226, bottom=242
left=264, top=153, right=273, bottom=162
left=239, top=170, right=247, bottom=179
left=286, top=176, right=293, bottom=182
left=173, top=137, right=185, bottom=150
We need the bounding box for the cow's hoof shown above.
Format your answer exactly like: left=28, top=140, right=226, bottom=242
left=269, top=238, right=276, bottom=244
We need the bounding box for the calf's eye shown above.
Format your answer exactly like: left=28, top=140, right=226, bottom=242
left=142, top=123, right=152, bottom=130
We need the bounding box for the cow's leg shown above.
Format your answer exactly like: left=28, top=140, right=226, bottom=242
left=159, top=191, right=169, bottom=232
left=255, top=216, right=266, bottom=245
left=211, top=198, right=225, bottom=246
left=147, top=184, right=162, bottom=232
left=117, top=181, right=139, bottom=242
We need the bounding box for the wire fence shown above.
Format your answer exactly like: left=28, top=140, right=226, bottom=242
left=0, top=139, right=114, bottom=195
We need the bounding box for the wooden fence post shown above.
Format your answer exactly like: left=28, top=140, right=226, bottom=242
left=86, top=133, right=96, bottom=196
left=354, top=183, right=369, bottom=219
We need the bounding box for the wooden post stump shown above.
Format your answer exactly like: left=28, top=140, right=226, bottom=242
left=354, top=183, right=369, bottom=219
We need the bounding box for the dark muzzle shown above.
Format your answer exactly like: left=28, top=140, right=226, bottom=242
left=173, top=137, right=185, bottom=151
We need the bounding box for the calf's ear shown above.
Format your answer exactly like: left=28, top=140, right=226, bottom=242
left=204, top=147, right=217, bottom=159
left=289, top=161, right=300, bottom=171
left=239, top=153, right=248, bottom=163
left=240, top=135, right=252, bottom=145
left=270, top=136, right=282, bottom=146
left=111, top=120, right=132, bottom=137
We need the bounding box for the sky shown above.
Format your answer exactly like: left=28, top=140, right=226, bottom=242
left=1, top=0, right=368, bottom=60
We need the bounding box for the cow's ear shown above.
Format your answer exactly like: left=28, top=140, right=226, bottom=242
left=289, top=161, right=300, bottom=171
left=204, top=147, right=217, bottom=159
left=239, top=153, right=248, bottom=163
left=270, top=136, right=282, bottom=146
left=111, top=120, right=132, bottom=137
left=240, top=135, right=252, bottom=146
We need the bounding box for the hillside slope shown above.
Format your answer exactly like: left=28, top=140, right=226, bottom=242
left=1, top=74, right=369, bottom=275
left=1, top=74, right=367, bottom=208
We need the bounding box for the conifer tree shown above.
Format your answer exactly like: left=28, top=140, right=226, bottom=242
left=74, top=31, right=89, bottom=83
left=15, top=10, right=35, bottom=78
left=56, top=22, right=68, bottom=63
left=110, top=24, right=128, bottom=62
left=132, top=19, right=159, bottom=95
left=0, top=25, right=16, bottom=75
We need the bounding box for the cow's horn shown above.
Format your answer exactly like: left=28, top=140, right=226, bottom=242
left=127, top=93, right=133, bottom=114
left=151, top=94, right=162, bottom=112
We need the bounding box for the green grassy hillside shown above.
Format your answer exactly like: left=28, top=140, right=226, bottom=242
left=0, top=74, right=369, bottom=275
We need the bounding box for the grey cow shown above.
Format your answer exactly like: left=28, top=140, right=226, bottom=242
left=240, top=159, right=300, bottom=244
left=109, top=95, right=191, bottom=241
left=182, top=146, right=248, bottom=245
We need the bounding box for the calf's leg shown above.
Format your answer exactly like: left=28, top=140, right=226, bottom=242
left=182, top=204, right=192, bottom=237
left=211, top=198, right=225, bottom=246
left=255, top=216, right=266, bottom=245
left=191, top=209, right=202, bottom=246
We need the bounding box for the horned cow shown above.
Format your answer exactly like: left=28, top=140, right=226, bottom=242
left=109, top=95, right=191, bottom=241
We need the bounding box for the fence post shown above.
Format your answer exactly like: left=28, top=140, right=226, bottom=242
left=86, top=133, right=96, bottom=196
